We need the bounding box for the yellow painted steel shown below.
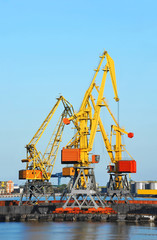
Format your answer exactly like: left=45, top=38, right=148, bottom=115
left=64, top=50, right=134, bottom=191
left=93, top=71, right=134, bottom=166
left=62, top=50, right=120, bottom=187
left=88, top=64, right=108, bottom=151
left=90, top=95, right=114, bottom=162
left=106, top=53, right=119, bottom=102
left=137, top=189, right=157, bottom=195
left=65, top=50, right=119, bottom=168
left=28, top=96, right=62, bottom=146
left=20, top=96, right=75, bottom=181
left=90, top=94, right=133, bottom=165
left=63, top=50, right=134, bottom=191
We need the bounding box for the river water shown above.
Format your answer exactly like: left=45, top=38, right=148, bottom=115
left=0, top=222, right=157, bottom=240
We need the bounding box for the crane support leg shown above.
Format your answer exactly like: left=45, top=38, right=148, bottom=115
left=105, top=173, right=134, bottom=203
left=19, top=180, right=55, bottom=205
left=62, top=167, right=106, bottom=209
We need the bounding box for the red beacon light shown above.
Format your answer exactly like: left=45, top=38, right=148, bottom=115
left=63, top=118, right=71, bottom=125
left=128, top=132, right=134, bottom=138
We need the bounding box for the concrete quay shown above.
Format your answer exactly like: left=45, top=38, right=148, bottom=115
left=0, top=203, right=157, bottom=223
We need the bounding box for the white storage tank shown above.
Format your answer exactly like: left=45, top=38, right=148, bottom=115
left=150, top=182, right=157, bottom=190
left=135, top=182, right=145, bottom=194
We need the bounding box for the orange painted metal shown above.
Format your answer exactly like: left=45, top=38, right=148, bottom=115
left=117, top=160, right=136, bottom=173
left=128, top=132, right=134, bottom=138
left=53, top=206, right=117, bottom=214
left=19, top=170, right=43, bottom=180
left=92, top=155, right=100, bottom=163
left=63, top=118, right=70, bottom=125
left=0, top=199, right=157, bottom=209
left=107, top=165, right=115, bottom=173
left=61, top=148, right=80, bottom=164
left=62, top=167, right=75, bottom=176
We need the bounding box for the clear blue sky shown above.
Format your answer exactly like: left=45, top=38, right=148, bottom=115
left=0, top=0, right=157, bottom=185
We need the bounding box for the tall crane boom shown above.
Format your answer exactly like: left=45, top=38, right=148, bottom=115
left=19, top=96, right=75, bottom=205
left=80, top=51, right=119, bottom=112
left=42, top=107, right=73, bottom=178
left=19, top=96, right=74, bottom=181
left=28, top=97, right=62, bottom=146
left=61, top=50, right=136, bottom=207
left=61, top=50, right=120, bottom=209
left=62, top=50, right=119, bottom=166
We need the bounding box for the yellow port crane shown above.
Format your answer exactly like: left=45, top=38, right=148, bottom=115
left=61, top=50, right=120, bottom=209
left=91, top=94, right=136, bottom=201
left=62, top=50, right=136, bottom=206
left=62, top=51, right=119, bottom=163
left=19, top=96, right=74, bottom=204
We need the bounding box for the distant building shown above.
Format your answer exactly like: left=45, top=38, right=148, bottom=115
left=0, top=180, right=14, bottom=194
left=0, top=181, right=6, bottom=194
left=6, top=181, right=14, bottom=194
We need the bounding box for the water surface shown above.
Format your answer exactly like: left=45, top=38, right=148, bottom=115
left=0, top=222, right=157, bottom=240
